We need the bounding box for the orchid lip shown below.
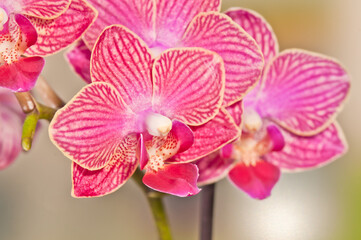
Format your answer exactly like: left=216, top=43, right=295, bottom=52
left=145, top=112, right=172, bottom=137
left=0, top=8, right=8, bottom=31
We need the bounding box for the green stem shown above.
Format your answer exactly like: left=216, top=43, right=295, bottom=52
left=133, top=169, right=172, bottom=240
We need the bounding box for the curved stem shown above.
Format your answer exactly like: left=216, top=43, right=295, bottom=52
left=133, top=169, right=172, bottom=240
left=200, top=183, right=215, bottom=240
left=34, top=76, right=65, bottom=108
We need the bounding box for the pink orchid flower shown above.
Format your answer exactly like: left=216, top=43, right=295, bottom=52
left=0, top=88, right=24, bottom=169
left=66, top=0, right=264, bottom=162
left=0, top=0, right=97, bottom=92
left=196, top=8, right=350, bottom=200
left=49, top=25, right=235, bottom=197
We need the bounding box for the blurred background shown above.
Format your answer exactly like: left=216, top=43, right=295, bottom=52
left=0, top=0, right=360, bottom=239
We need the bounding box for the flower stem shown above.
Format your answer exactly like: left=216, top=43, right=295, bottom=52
left=200, top=183, right=216, bottom=240
left=133, top=169, right=172, bottom=240
left=34, top=76, right=65, bottom=108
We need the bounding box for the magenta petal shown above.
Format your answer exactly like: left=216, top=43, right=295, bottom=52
left=13, top=14, right=38, bottom=49
left=91, top=25, right=153, bottom=112
left=228, top=161, right=280, bottom=200
left=84, top=0, right=155, bottom=48
left=266, top=125, right=285, bottom=151
left=25, top=0, right=97, bottom=56
left=265, top=123, right=347, bottom=171
left=152, top=48, right=225, bottom=126
left=12, top=0, right=71, bottom=19
left=0, top=57, right=44, bottom=92
left=172, top=108, right=240, bottom=163
left=258, top=49, right=350, bottom=135
left=65, top=40, right=91, bottom=84
left=155, top=0, right=220, bottom=47
left=143, top=163, right=200, bottom=197
left=138, top=134, right=149, bottom=170
left=181, top=12, right=264, bottom=106
left=225, top=100, right=243, bottom=127
left=171, top=120, right=194, bottom=153
left=49, top=82, right=136, bottom=170
left=196, top=152, right=234, bottom=185
left=72, top=134, right=138, bottom=197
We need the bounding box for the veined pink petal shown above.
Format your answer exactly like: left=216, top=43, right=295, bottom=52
left=225, top=100, right=243, bottom=127
left=143, top=163, right=200, bottom=197
left=84, top=0, right=155, bottom=48
left=138, top=134, right=149, bottom=170
left=0, top=57, right=44, bottom=92
left=228, top=161, right=280, bottom=200
left=180, top=12, right=264, bottom=107
left=91, top=25, right=153, bottom=113
left=196, top=151, right=235, bottom=185
left=72, top=134, right=138, bottom=197
left=13, top=0, right=71, bottom=19
left=49, top=82, right=136, bottom=170
left=172, top=108, right=240, bottom=163
left=258, top=49, right=350, bottom=136
left=25, top=0, right=97, bottom=56
left=152, top=48, right=225, bottom=126
left=265, top=123, right=347, bottom=171
left=65, top=40, right=91, bottom=84
left=155, top=0, right=220, bottom=47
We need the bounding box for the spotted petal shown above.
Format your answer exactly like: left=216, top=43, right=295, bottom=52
left=65, top=40, right=91, bottom=84
left=172, top=108, right=240, bottom=163
left=91, top=25, right=153, bottom=113
left=25, top=0, right=97, bottom=56
left=265, top=123, right=347, bottom=171
left=257, top=49, right=350, bottom=135
left=155, top=0, right=220, bottom=47
left=72, top=134, right=138, bottom=197
left=143, top=163, right=200, bottom=197
left=49, top=82, right=136, bottom=170
left=152, top=48, right=225, bottom=126
left=228, top=161, right=280, bottom=200
left=180, top=12, right=264, bottom=106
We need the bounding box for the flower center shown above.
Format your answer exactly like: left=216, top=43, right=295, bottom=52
left=0, top=8, right=8, bottom=31
left=243, top=108, right=262, bottom=132
left=145, top=112, right=172, bottom=137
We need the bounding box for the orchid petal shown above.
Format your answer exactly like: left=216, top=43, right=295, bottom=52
left=266, top=125, right=285, bottom=151
left=258, top=49, right=350, bottom=135
left=172, top=108, right=240, bottom=163
left=171, top=120, right=194, bottom=153
left=0, top=57, right=44, bottom=92
left=225, top=100, right=243, bottom=127
left=65, top=40, right=91, bottom=84
left=143, top=163, right=200, bottom=197
left=72, top=134, right=138, bottom=197
left=25, top=0, right=97, bottom=56
left=228, top=161, right=280, bottom=200
left=11, top=0, right=71, bottom=19
left=152, top=48, right=225, bottom=126
left=265, top=123, right=347, bottom=171
left=155, top=0, right=220, bottom=47
left=49, top=82, right=136, bottom=170
left=138, top=134, right=149, bottom=170
left=84, top=0, right=155, bottom=48
left=196, top=152, right=234, bottom=185
left=91, top=25, right=153, bottom=113
left=180, top=12, right=264, bottom=106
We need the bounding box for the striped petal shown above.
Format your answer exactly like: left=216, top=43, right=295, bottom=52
left=72, top=134, right=138, bottom=197
left=25, top=0, right=97, bottom=56
left=257, top=50, right=350, bottom=135
left=155, top=0, right=220, bottom=47
left=49, top=82, right=136, bottom=170
left=171, top=108, right=240, bottom=163
left=13, top=0, right=71, bottom=19
left=143, top=163, right=200, bottom=197
left=65, top=40, right=91, bottom=84
left=84, top=0, right=155, bottom=48
left=91, top=25, right=153, bottom=113
left=225, top=100, right=243, bottom=127
left=180, top=12, right=264, bottom=106
left=196, top=151, right=235, bottom=185
left=228, top=161, right=280, bottom=200
left=265, top=123, right=347, bottom=171
left=152, top=48, right=225, bottom=126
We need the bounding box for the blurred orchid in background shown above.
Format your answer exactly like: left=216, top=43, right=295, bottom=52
left=196, top=8, right=350, bottom=200
left=0, top=0, right=97, bottom=92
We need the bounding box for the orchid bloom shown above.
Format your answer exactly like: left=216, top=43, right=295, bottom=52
left=49, top=25, right=237, bottom=197
left=0, top=88, right=24, bottom=169
left=0, top=0, right=97, bottom=92
left=66, top=0, right=264, bottom=162
left=196, top=8, right=350, bottom=200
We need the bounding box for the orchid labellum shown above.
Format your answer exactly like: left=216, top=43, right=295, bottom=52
left=196, top=8, right=350, bottom=200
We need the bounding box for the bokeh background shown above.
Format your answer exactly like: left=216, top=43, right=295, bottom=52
left=1, top=0, right=360, bottom=239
